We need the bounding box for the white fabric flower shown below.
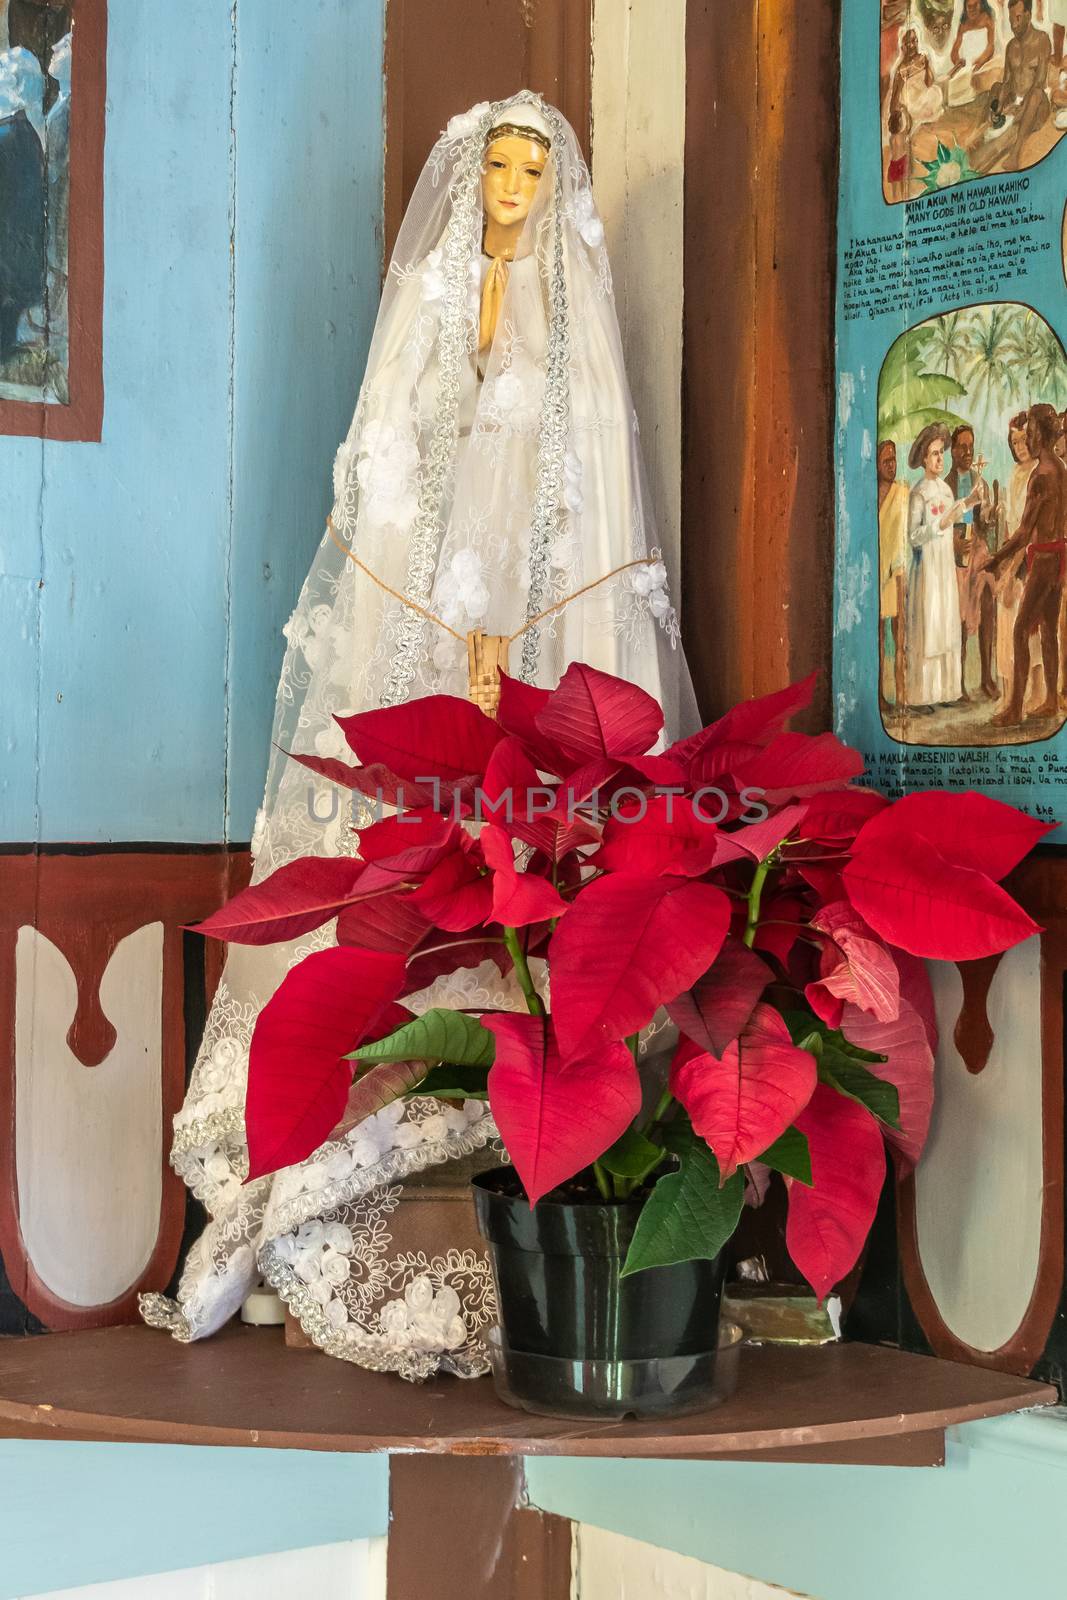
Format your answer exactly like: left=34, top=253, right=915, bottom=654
left=322, top=1250, right=350, bottom=1287
left=492, top=371, right=525, bottom=417
left=325, top=1298, right=350, bottom=1331
left=430, top=1285, right=461, bottom=1328
left=444, top=1316, right=468, bottom=1351
left=204, top=1153, right=232, bottom=1183
left=446, top=102, right=490, bottom=141
left=357, top=433, right=421, bottom=531
left=421, top=248, right=446, bottom=303
left=405, top=1276, right=435, bottom=1316
left=435, top=548, right=491, bottom=628
left=419, top=1113, right=451, bottom=1145
left=380, top=1300, right=409, bottom=1337
left=308, top=1277, right=333, bottom=1306
left=325, top=1222, right=355, bottom=1255
left=348, top=1135, right=382, bottom=1169
left=573, top=186, right=605, bottom=248
left=333, top=437, right=358, bottom=502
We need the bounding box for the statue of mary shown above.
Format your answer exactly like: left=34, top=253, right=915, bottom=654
left=141, top=94, right=696, bottom=1379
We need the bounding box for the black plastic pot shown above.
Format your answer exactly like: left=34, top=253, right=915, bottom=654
left=472, top=1167, right=741, bottom=1419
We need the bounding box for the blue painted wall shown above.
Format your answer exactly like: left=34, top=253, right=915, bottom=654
left=0, top=0, right=384, bottom=844
left=527, top=1411, right=1067, bottom=1600
left=0, top=1441, right=388, bottom=1599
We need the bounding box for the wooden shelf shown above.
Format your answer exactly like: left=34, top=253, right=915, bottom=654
left=0, top=1325, right=1055, bottom=1465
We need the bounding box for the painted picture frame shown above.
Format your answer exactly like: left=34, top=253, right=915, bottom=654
left=0, top=0, right=104, bottom=442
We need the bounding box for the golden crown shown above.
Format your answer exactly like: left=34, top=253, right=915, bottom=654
left=486, top=121, right=551, bottom=154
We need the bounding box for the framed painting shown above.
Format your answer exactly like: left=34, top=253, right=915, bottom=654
left=0, top=0, right=104, bottom=441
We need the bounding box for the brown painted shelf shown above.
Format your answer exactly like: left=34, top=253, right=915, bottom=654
left=0, top=1324, right=1054, bottom=1466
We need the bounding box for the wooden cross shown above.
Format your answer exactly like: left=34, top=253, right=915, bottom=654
left=466, top=629, right=510, bottom=718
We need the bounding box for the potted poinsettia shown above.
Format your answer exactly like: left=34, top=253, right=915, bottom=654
left=193, top=664, right=1048, bottom=1418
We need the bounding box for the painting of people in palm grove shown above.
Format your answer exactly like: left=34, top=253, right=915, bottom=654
left=878, top=304, right=1067, bottom=745
left=0, top=0, right=72, bottom=404
left=881, top=0, right=1067, bottom=201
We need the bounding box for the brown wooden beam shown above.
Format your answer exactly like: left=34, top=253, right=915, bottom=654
left=682, top=0, right=839, bottom=727
left=387, top=1456, right=572, bottom=1600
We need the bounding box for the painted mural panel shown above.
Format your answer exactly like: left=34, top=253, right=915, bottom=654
left=838, top=0, right=1067, bottom=833
left=0, top=0, right=103, bottom=440
left=881, top=0, right=1067, bottom=200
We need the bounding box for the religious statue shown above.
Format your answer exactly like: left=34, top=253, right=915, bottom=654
left=141, top=95, right=695, bottom=1379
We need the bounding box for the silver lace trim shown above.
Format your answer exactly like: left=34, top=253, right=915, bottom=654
left=380, top=103, right=499, bottom=707
left=521, top=100, right=572, bottom=682
left=259, top=1244, right=493, bottom=1382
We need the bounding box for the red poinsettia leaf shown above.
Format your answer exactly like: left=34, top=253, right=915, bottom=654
left=686, top=740, right=764, bottom=790
left=408, top=846, right=494, bottom=932
left=336, top=694, right=503, bottom=784
left=598, top=794, right=720, bottom=878
left=810, top=901, right=901, bottom=1022
left=403, top=931, right=512, bottom=995
left=336, top=892, right=431, bottom=956
left=549, top=875, right=732, bottom=1059
left=733, top=732, right=866, bottom=803
left=482, top=825, right=568, bottom=927
left=730, top=802, right=810, bottom=862
left=285, top=751, right=437, bottom=811
left=709, top=832, right=754, bottom=867
left=482, top=738, right=597, bottom=860
left=839, top=999, right=934, bottom=1169
left=795, top=862, right=848, bottom=904
left=535, top=662, right=663, bottom=764
left=786, top=1084, right=887, bottom=1300
left=670, top=1004, right=818, bottom=1180
left=623, top=753, right=688, bottom=786
left=891, top=945, right=938, bottom=1052
left=356, top=810, right=459, bottom=871
left=245, top=947, right=406, bottom=1180
left=666, top=937, right=773, bottom=1055
left=843, top=835, right=1040, bottom=959
left=798, top=787, right=888, bottom=843
left=484, top=1013, right=641, bottom=1203
left=189, top=858, right=369, bottom=946
left=496, top=673, right=562, bottom=775
left=668, top=674, right=819, bottom=769
left=852, top=791, right=1055, bottom=882
left=804, top=983, right=845, bottom=1029
left=752, top=892, right=810, bottom=966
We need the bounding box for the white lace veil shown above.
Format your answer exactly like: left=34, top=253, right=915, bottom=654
left=141, top=94, right=695, bottom=1379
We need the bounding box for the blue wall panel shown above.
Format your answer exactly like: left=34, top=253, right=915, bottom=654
left=0, top=0, right=384, bottom=845
left=0, top=1441, right=388, bottom=1599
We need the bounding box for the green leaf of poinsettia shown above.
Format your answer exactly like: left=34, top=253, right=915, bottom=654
left=600, top=1126, right=667, bottom=1183
left=347, top=1007, right=496, bottom=1069
left=621, top=1138, right=743, bottom=1277
left=419, top=1063, right=490, bottom=1101
left=757, top=1125, right=813, bottom=1186
left=819, top=1050, right=901, bottom=1129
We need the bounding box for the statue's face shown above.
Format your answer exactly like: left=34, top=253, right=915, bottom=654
left=964, top=0, right=982, bottom=23
left=878, top=442, right=897, bottom=483
left=481, top=136, right=547, bottom=231
left=902, top=27, right=919, bottom=57
left=1009, top=426, right=1030, bottom=464
left=952, top=430, right=975, bottom=472
left=1009, top=0, right=1028, bottom=37
left=925, top=438, right=946, bottom=475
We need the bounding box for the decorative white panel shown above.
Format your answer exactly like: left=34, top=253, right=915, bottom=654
left=22, top=1539, right=387, bottom=1600
left=15, top=924, right=164, bottom=1306
left=591, top=0, right=685, bottom=579
left=916, top=938, right=1043, bottom=1353
left=573, top=1525, right=814, bottom=1599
